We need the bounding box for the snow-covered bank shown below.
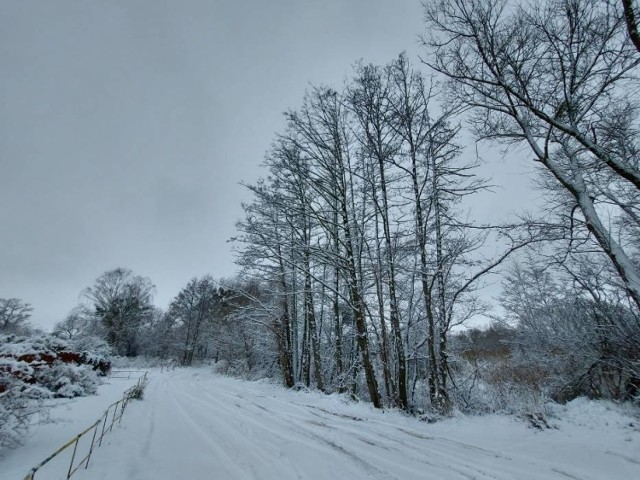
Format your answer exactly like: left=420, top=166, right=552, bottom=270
left=0, top=373, right=144, bottom=479
left=46, top=368, right=640, bottom=480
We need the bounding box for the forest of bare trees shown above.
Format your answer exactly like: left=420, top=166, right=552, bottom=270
left=4, top=0, right=639, bottom=418
left=228, top=0, right=640, bottom=413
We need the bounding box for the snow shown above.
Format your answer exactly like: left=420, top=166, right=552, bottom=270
left=2, top=368, right=639, bottom=480
left=0, top=335, right=69, bottom=358
left=0, top=373, right=143, bottom=479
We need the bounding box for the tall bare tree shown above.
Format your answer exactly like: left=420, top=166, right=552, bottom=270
left=286, top=88, right=382, bottom=407
left=349, top=63, right=408, bottom=408
left=423, top=0, right=640, bottom=310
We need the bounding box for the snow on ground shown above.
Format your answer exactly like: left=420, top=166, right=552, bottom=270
left=3, top=368, right=640, bottom=479
left=0, top=372, right=144, bottom=480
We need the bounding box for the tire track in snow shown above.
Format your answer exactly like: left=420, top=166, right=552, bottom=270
left=219, top=386, right=528, bottom=478
left=185, top=379, right=509, bottom=479
left=178, top=381, right=387, bottom=479
left=297, top=403, right=589, bottom=480
left=212, top=381, right=589, bottom=480
left=169, top=394, right=258, bottom=479
left=82, top=371, right=622, bottom=480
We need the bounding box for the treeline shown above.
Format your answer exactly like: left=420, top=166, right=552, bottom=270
left=230, top=0, right=640, bottom=414
left=2, top=271, right=278, bottom=377
left=44, top=269, right=272, bottom=376
left=232, top=54, right=524, bottom=411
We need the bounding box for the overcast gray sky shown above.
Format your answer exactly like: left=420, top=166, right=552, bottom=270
left=1, top=0, right=537, bottom=331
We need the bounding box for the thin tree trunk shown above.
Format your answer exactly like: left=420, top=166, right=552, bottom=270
left=304, top=249, right=325, bottom=391
left=431, top=151, right=450, bottom=409
left=376, top=152, right=408, bottom=409
left=341, top=204, right=382, bottom=408
left=409, top=143, right=440, bottom=404
left=277, top=244, right=295, bottom=388
left=623, top=0, right=640, bottom=52
left=301, top=309, right=310, bottom=387
left=372, top=189, right=393, bottom=402
left=333, top=262, right=345, bottom=392
left=375, top=262, right=393, bottom=402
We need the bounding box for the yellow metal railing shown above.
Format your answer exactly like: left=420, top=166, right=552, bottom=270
left=22, top=371, right=148, bottom=480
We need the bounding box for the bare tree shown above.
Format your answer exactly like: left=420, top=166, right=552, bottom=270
left=169, top=276, right=220, bottom=365
left=423, top=0, right=640, bottom=309
left=286, top=88, right=382, bottom=407
left=83, top=268, right=155, bottom=356
left=53, top=308, right=89, bottom=340
left=235, top=181, right=298, bottom=387
left=349, top=63, right=408, bottom=408
left=0, top=298, right=32, bottom=334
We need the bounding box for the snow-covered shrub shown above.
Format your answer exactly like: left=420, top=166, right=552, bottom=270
left=500, top=260, right=640, bottom=404
left=34, top=363, right=100, bottom=398
left=0, top=333, right=110, bottom=449
left=452, top=362, right=548, bottom=415
left=69, top=335, right=113, bottom=374
left=0, top=333, right=70, bottom=360
left=1, top=332, right=111, bottom=379
left=0, top=360, right=50, bottom=449
left=447, top=326, right=547, bottom=416
left=126, top=378, right=147, bottom=400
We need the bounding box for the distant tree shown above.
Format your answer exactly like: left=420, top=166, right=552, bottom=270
left=53, top=308, right=89, bottom=340
left=82, top=268, right=155, bottom=357
left=235, top=280, right=291, bottom=376
left=168, top=276, right=221, bottom=365
left=0, top=298, right=33, bottom=334
left=132, top=307, right=173, bottom=359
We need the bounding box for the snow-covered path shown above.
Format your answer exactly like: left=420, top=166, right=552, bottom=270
left=80, top=369, right=640, bottom=480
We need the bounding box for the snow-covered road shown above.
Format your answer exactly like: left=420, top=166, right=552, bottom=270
left=78, top=369, right=639, bottom=480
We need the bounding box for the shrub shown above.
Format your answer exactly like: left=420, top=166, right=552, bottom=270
left=34, top=363, right=100, bottom=398
left=0, top=333, right=108, bottom=449
left=0, top=366, right=50, bottom=449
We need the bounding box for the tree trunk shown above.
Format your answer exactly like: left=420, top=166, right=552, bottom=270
left=431, top=151, right=450, bottom=409
left=376, top=151, right=408, bottom=409
left=339, top=183, right=381, bottom=408
left=277, top=244, right=295, bottom=388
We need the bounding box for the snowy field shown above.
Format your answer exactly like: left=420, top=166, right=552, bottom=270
left=2, top=368, right=639, bottom=480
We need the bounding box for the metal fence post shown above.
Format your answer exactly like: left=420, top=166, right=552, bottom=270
left=118, top=397, right=126, bottom=423
left=109, top=400, right=119, bottom=433
left=99, top=409, right=109, bottom=447
left=66, top=438, right=80, bottom=479
left=84, top=423, right=99, bottom=469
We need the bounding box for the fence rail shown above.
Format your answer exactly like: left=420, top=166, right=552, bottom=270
left=23, top=371, right=148, bottom=480
left=108, top=369, right=147, bottom=379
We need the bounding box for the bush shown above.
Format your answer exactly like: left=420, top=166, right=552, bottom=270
left=127, top=383, right=145, bottom=400
left=0, top=368, right=50, bottom=449
left=34, top=363, right=100, bottom=398
left=448, top=356, right=552, bottom=419
left=0, top=333, right=108, bottom=449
